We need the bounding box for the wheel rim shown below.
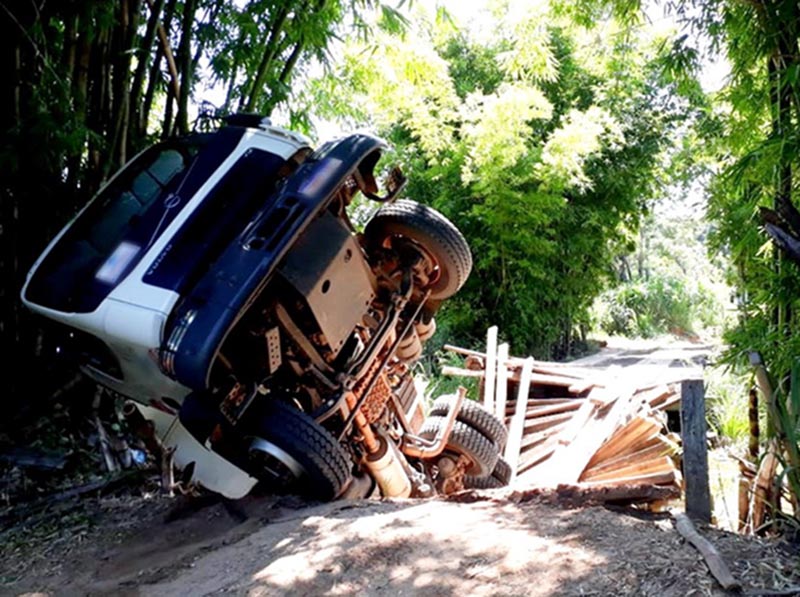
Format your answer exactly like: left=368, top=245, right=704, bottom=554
left=385, top=235, right=443, bottom=290
left=248, top=436, right=307, bottom=484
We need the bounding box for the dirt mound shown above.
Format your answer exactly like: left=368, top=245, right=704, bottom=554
left=3, top=489, right=797, bottom=597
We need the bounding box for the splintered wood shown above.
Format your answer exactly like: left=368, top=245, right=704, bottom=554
left=444, top=332, right=690, bottom=506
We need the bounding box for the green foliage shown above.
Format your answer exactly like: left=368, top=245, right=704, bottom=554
left=594, top=195, right=730, bottom=339
left=594, top=275, right=694, bottom=337
left=665, top=0, right=800, bottom=521
left=705, top=365, right=752, bottom=445
left=0, top=0, right=398, bottom=408
left=302, top=3, right=705, bottom=358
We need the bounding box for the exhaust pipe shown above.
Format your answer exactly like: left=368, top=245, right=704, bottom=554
left=364, top=436, right=412, bottom=498
left=401, top=387, right=466, bottom=459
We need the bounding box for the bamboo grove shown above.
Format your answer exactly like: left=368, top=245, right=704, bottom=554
left=0, top=0, right=383, bottom=408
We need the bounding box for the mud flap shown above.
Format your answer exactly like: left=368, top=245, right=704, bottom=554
left=134, top=403, right=257, bottom=499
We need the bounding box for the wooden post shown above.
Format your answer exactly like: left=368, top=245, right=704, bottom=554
left=506, top=357, right=533, bottom=483
left=681, top=379, right=711, bottom=523
left=495, top=343, right=509, bottom=421
left=483, top=326, right=498, bottom=413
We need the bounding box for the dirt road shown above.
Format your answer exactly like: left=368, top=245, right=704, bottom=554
left=5, top=488, right=797, bottom=597
left=4, top=338, right=798, bottom=596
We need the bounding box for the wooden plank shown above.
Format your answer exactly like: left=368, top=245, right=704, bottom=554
left=520, top=432, right=549, bottom=452
left=587, top=417, right=662, bottom=467
left=520, top=434, right=550, bottom=452
left=520, top=423, right=565, bottom=451
left=568, top=379, right=599, bottom=394
left=523, top=394, right=602, bottom=484
left=495, top=343, right=510, bottom=420
left=507, top=398, right=583, bottom=408
left=535, top=383, right=645, bottom=485
left=619, top=426, right=668, bottom=456
left=521, top=412, right=573, bottom=433
left=440, top=366, right=484, bottom=378
left=443, top=344, right=484, bottom=358
left=530, top=365, right=592, bottom=379
left=506, top=356, right=533, bottom=483
left=674, top=513, right=740, bottom=590
left=658, top=392, right=682, bottom=411
left=442, top=344, right=598, bottom=376
left=681, top=378, right=711, bottom=523
left=579, top=469, right=677, bottom=487
left=444, top=366, right=588, bottom=388
left=634, top=384, right=673, bottom=408
left=517, top=437, right=560, bottom=472
left=581, top=440, right=678, bottom=480
left=483, top=326, right=498, bottom=413
left=580, top=455, right=675, bottom=483
left=506, top=400, right=583, bottom=419
left=525, top=401, right=583, bottom=417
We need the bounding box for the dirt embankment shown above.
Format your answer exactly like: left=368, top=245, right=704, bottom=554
left=3, top=488, right=798, bottom=597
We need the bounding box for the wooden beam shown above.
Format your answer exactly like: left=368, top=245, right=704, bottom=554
left=512, top=401, right=582, bottom=418
left=580, top=455, right=675, bottom=483
left=442, top=344, right=599, bottom=377
left=507, top=398, right=584, bottom=408
left=483, top=326, right=498, bottom=413
left=581, top=440, right=678, bottom=480
left=520, top=424, right=565, bottom=451
left=635, top=384, right=673, bottom=408
left=440, top=366, right=485, bottom=378
left=495, top=343, right=510, bottom=420
left=442, top=366, right=587, bottom=389
left=680, top=379, right=711, bottom=523
left=587, top=417, right=662, bottom=467
left=517, top=437, right=560, bottom=473
left=524, top=395, right=601, bottom=485
left=506, top=356, right=533, bottom=482
left=579, top=469, right=677, bottom=487
left=521, top=412, right=573, bottom=433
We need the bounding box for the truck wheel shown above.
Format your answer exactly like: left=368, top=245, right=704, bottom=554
left=419, top=417, right=499, bottom=477
left=464, top=457, right=512, bottom=489
left=364, top=199, right=472, bottom=300
left=429, top=395, right=508, bottom=450
left=246, top=400, right=352, bottom=500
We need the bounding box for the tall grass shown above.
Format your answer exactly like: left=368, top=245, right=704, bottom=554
left=705, top=365, right=751, bottom=446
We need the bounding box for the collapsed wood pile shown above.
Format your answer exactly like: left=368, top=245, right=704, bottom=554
left=443, top=327, right=699, bottom=505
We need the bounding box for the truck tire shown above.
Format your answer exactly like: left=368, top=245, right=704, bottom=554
left=364, top=199, right=472, bottom=299
left=419, top=417, right=499, bottom=477
left=247, top=400, right=352, bottom=500
left=464, top=457, right=513, bottom=489
left=429, top=395, right=508, bottom=450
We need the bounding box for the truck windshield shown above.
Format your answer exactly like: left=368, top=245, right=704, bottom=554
left=25, top=136, right=209, bottom=313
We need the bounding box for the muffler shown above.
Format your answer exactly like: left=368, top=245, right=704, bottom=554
left=364, top=436, right=412, bottom=498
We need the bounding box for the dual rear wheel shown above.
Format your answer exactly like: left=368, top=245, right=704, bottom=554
left=420, top=394, right=511, bottom=488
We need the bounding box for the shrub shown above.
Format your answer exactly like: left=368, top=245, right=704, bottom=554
left=593, top=272, right=720, bottom=338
